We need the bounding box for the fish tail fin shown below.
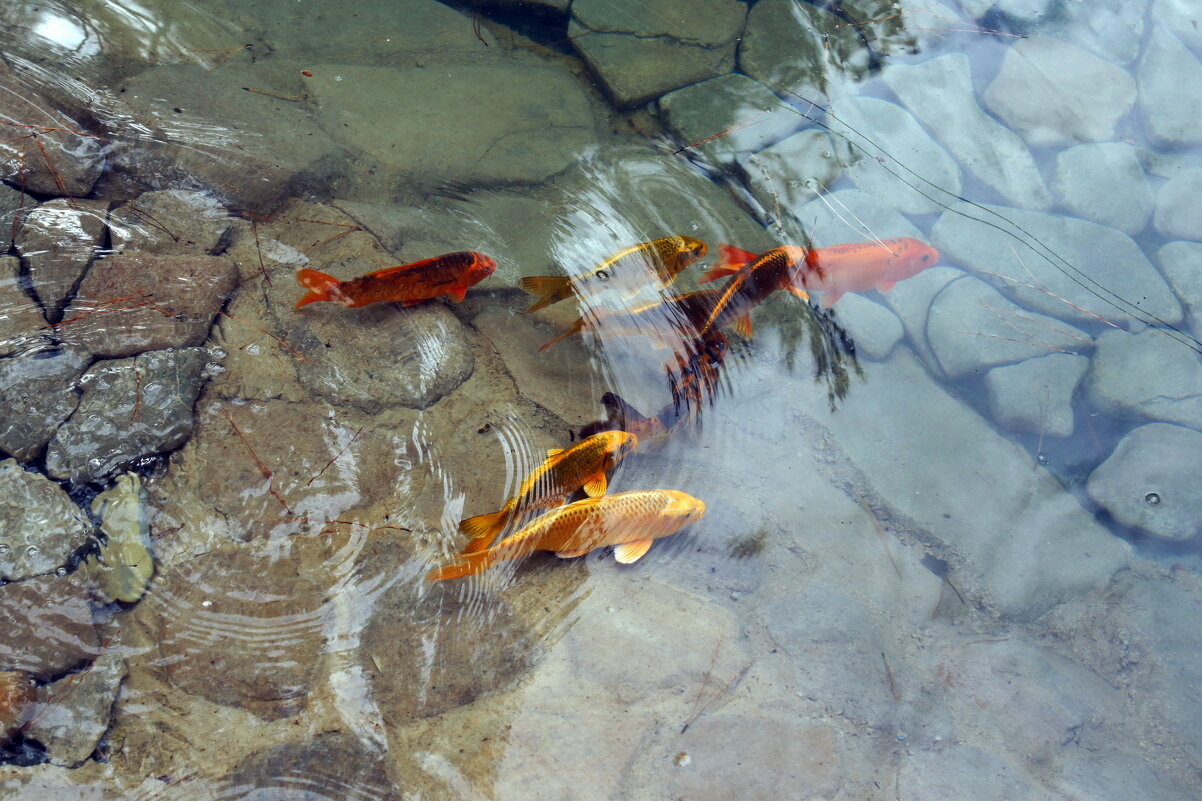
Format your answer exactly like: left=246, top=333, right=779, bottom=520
left=717, top=243, right=759, bottom=270
left=426, top=551, right=492, bottom=582
left=294, top=269, right=340, bottom=308
left=457, top=509, right=509, bottom=553
left=539, top=318, right=585, bottom=352
left=519, top=275, right=574, bottom=313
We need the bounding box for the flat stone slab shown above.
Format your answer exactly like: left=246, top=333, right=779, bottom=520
left=26, top=653, right=126, bottom=767
left=659, top=74, right=800, bottom=165
left=1053, top=143, right=1153, bottom=235
left=1158, top=241, right=1202, bottom=339
left=56, top=251, right=239, bottom=358
left=1139, top=25, right=1202, bottom=147
left=45, top=348, right=209, bottom=483
left=829, top=95, right=962, bottom=215
left=0, top=458, right=92, bottom=581
left=983, top=36, right=1135, bottom=146
left=16, top=199, right=107, bottom=313
left=931, top=202, right=1182, bottom=328
left=0, top=573, right=98, bottom=680
left=986, top=352, right=1089, bottom=437
left=829, top=294, right=903, bottom=361
left=1083, top=328, right=1202, bottom=429
left=108, top=190, right=232, bottom=256
left=0, top=255, right=48, bottom=357
left=0, top=345, right=91, bottom=462
left=1060, top=0, right=1148, bottom=65
left=744, top=129, right=844, bottom=233
left=1153, top=168, right=1202, bottom=241
left=884, top=54, right=1051, bottom=210
left=1087, top=422, right=1202, bottom=541
left=0, top=71, right=105, bottom=197
left=308, top=61, right=598, bottom=186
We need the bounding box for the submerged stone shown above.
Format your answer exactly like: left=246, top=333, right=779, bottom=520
left=986, top=352, right=1089, bottom=438
left=25, top=653, right=127, bottom=767
left=884, top=54, right=1051, bottom=210
left=57, top=251, right=239, bottom=358
left=16, top=199, right=108, bottom=314
left=1053, top=143, right=1153, bottom=236
left=108, top=190, right=232, bottom=256
left=1138, top=26, right=1202, bottom=148
left=1087, top=423, right=1202, bottom=541
left=46, top=348, right=208, bottom=483
left=228, top=734, right=393, bottom=799
left=1157, top=241, right=1202, bottom=339
left=0, top=670, right=35, bottom=749
left=1083, top=328, right=1202, bottom=430
left=0, top=73, right=105, bottom=197
left=0, top=458, right=92, bottom=581
left=658, top=74, right=801, bottom=165
left=0, top=345, right=91, bottom=462
left=0, top=256, right=48, bottom=357
left=1153, top=168, right=1202, bottom=241
left=0, top=573, right=98, bottom=680
left=827, top=294, right=903, bottom=361
left=983, top=36, right=1136, bottom=146
left=744, top=129, right=844, bottom=229
left=1060, top=0, right=1148, bottom=65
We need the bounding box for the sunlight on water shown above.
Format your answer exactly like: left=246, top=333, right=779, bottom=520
left=0, top=0, right=1201, bottom=799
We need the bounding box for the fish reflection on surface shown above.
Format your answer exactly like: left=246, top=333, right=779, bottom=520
left=427, top=489, right=706, bottom=581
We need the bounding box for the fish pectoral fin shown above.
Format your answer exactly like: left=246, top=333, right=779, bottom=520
left=582, top=472, right=607, bottom=497
left=449, top=285, right=468, bottom=302
left=875, top=279, right=896, bottom=293
left=555, top=548, right=591, bottom=559
left=699, top=263, right=741, bottom=284
left=733, top=313, right=753, bottom=340
left=519, top=275, right=573, bottom=313
left=613, top=539, right=654, bottom=564
left=786, top=285, right=810, bottom=301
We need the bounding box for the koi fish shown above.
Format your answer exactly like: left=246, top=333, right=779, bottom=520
left=427, top=489, right=705, bottom=581
left=519, top=236, right=707, bottom=313
left=696, top=246, right=810, bottom=340
left=294, top=251, right=497, bottom=309
left=703, top=238, right=939, bottom=307
left=458, top=430, right=638, bottom=554
left=538, top=286, right=728, bottom=352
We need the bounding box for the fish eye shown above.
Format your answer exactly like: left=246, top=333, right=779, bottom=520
left=597, top=269, right=610, bottom=281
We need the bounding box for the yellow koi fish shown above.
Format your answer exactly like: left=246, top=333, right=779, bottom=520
left=458, top=430, right=638, bottom=554
left=428, top=489, right=706, bottom=581
left=519, top=235, right=707, bottom=313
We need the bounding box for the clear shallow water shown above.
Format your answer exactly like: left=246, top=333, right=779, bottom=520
left=1, top=1, right=1202, bottom=799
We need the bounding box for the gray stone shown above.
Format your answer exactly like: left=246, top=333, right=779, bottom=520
left=307, top=60, right=598, bottom=191
left=926, top=274, right=1091, bottom=379
left=1060, top=0, right=1148, bottom=65
left=793, top=188, right=924, bottom=247
left=1153, top=168, right=1202, bottom=241
left=1154, top=0, right=1202, bottom=54
left=1139, top=26, right=1202, bottom=148
left=228, top=733, right=393, bottom=799
left=569, top=0, right=744, bottom=108
left=820, top=349, right=1130, bottom=619
left=45, top=348, right=208, bottom=483
left=56, top=251, right=239, bottom=358
left=884, top=54, right=1052, bottom=210
left=1053, top=143, right=1153, bottom=235
left=481, top=0, right=568, bottom=11
left=878, top=265, right=962, bottom=369
left=1084, top=328, right=1202, bottom=430
left=986, top=353, right=1089, bottom=437
left=1058, top=754, right=1193, bottom=801
left=984, top=36, right=1135, bottom=146
left=932, top=202, right=1182, bottom=328
left=0, top=255, right=48, bottom=357
left=1086, top=422, right=1202, bottom=541
left=744, top=129, right=844, bottom=233
left=1157, top=241, right=1202, bottom=338
left=26, top=654, right=126, bottom=767
left=0, top=345, right=91, bottom=461
left=829, top=294, right=903, bottom=361
left=0, top=573, right=98, bottom=680
left=829, top=95, right=962, bottom=215
left=108, top=190, right=232, bottom=256
left=0, top=73, right=105, bottom=197
left=293, top=301, right=474, bottom=412
left=0, top=458, right=92, bottom=581
left=897, top=745, right=1049, bottom=801
left=0, top=184, right=33, bottom=251
left=16, top=199, right=107, bottom=313
left=658, top=74, right=800, bottom=165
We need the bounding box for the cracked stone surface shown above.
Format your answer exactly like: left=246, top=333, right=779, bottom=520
left=0, top=572, right=98, bottom=680
left=569, top=0, right=745, bottom=107
left=1087, top=422, right=1202, bottom=541
left=986, top=353, right=1089, bottom=438
left=0, top=458, right=93, bottom=581
left=16, top=199, right=108, bottom=315
left=658, top=74, right=801, bottom=165
left=0, top=71, right=105, bottom=197
left=0, top=344, right=91, bottom=462
left=0, top=255, right=49, bottom=357
left=1083, top=328, right=1202, bottom=430
left=45, top=347, right=209, bottom=483
left=108, top=190, right=232, bottom=256
left=26, top=653, right=127, bottom=767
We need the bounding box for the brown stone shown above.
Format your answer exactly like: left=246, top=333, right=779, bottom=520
left=0, top=255, right=49, bottom=357
left=152, top=545, right=329, bottom=720
left=108, top=190, right=232, bottom=256
left=0, top=573, right=98, bottom=680
left=17, top=199, right=108, bottom=314
left=228, top=733, right=393, bottom=799
left=56, top=250, right=239, bottom=357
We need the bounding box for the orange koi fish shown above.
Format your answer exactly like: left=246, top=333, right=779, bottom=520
left=458, top=430, right=638, bottom=554
left=428, top=489, right=705, bottom=581
left=519, top=236, right=707, bottom=313
left=294, top=251, right=497, bottom=309
left=703, top=238, right=939, bottom=306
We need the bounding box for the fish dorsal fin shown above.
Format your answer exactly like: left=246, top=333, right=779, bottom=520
left=547, top=448, right=564, bottom=457
left=875, top=279, right=896, bottom=293
left=734, top=313, right=753, bottom=340
left=717, top=243, right=759, bottom=270
left=613, top=539, right=654, bottom=564
left=555, top=548, right=591, bottom=558
left=786, top=285, right=810, bottom=301
left=582, top=472, right=607, bottom=498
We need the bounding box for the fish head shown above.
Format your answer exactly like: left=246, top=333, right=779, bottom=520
left=661, top=489, right=707, bottom=530
left=679, top=236, right=709, bottom=264
left=896, top=239, right=940, bottom=278
left=467, top=252, right=499, bottom=282
left=609, top=430, right=640, bottom=461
